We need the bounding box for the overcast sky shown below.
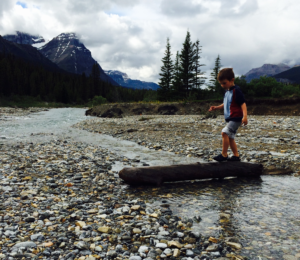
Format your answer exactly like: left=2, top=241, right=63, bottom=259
left=1, top=0, right=300, bottom=83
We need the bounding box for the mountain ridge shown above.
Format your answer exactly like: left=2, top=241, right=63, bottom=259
left=244, top=63, right=290, bottom=82
left=273, top=66, right=300, bottom=83
left=104, top=70, right=159, bottom=90
left=38, top=33, right=118, bottom=85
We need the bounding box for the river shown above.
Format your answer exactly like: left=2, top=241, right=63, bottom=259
left=1, top=108, right=299, bottom=260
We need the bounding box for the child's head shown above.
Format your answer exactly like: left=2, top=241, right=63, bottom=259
left=217, top=68, right=235, bottom=89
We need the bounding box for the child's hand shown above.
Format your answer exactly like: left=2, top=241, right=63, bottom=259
left=209, top=106, right=216, bottom=112
left=242, top=117, right=248, bottom=126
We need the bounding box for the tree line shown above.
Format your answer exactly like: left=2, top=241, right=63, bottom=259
left=158, top=31, right=300, bottom=101
left=158, top=32, right=207, bottom=101
left=0, top=52, right=155, bottom=104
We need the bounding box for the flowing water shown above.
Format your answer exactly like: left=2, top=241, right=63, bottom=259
left=1, top=108, right=300, bottom=259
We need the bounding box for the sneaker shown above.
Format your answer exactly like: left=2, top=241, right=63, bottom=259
left=213, top=154, right=228, bottom=162
left=227, top=156, right=240, bottom=161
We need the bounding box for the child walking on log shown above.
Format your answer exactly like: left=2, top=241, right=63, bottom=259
left=209, top=68, right=248, bottom=162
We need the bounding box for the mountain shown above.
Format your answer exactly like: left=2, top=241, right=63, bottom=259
left=3, top=31, right=45, bottom=45
left=244, top=63, right=290, bottom=82
left=0, top=35, right=60, bottom=71
left=38, top=33, right=118, bottom=85
left=273, top=66, right=300, bottom=83
left=104, top=70, right=159, bottom=90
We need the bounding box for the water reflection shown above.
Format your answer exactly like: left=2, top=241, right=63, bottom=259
left=125, top=176, right=300, bottom=259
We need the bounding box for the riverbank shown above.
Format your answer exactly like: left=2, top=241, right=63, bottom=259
left=74, top=115, right=300, bottom=173
left=85, top=97, right=300, bottom=118
left=0, top=107, right=49, bottom=120
left=1, top=108, right=300, bottom=260
left=0, top=140, right=247, bottom=260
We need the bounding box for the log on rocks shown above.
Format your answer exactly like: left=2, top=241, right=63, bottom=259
left=119, top=162, right=264, bottom=186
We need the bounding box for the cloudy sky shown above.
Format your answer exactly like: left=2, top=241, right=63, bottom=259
left=1, top=0, right=300, bottom=83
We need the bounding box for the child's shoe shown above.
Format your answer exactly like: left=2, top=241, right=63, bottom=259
left=213, top=154, right=228, bottom=162
left=227, top=156, right=240, bottom=161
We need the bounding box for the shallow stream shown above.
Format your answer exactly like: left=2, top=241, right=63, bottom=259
left=1, top=108, right=299, bottom=259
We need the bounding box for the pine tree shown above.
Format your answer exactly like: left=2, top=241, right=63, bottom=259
left=172, top=51, right=182, bottom=93
left=158, top=38, right=174, bottom=100
left=193, top=40, right=205, bottom=90
left=179, top=31, right=196, bottom=95
left=209, top=55, right=222, bottom=95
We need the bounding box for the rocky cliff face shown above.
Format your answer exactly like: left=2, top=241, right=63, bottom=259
left=244, top=63, right=290, bottom=82
left=3, top=31, right=45, bottom=45
left=105, top=70, right=159, bottom=90
left=38, top=33, right=118, bottom=85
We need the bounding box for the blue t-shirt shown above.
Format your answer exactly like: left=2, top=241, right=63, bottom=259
left=224, top=85, right=246, bottom=122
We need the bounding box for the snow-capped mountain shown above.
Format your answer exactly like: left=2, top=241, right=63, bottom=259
left=3, top=31, right=45, bottom=46
left=38, top=33, right=118, bottom=85
left=244, top=63, right=290, bottom=82
left=105, top=70, right=159, bottom=90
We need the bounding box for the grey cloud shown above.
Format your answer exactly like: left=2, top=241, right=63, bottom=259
left=218, top=0, right=258, bottom=17
left=161, top=0, right=207, bottom=17
left=0, top=1, right=14, bottom=18
left=1, top=0, right=299, bottom=83
left=67, top=0, right=140, bottom=14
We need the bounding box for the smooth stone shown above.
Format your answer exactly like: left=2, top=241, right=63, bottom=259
left=98, top=226, right=111, bottom=233
left=129, top=257, right=142, bottom=260
left=226, top=242, right=242, bottom=250
left=206, top=244, right=219, bottom=252
left=168, top=241, right=183, bottom=249
left=11, top=242, right=37, bottom=251
left=138, top=246, right=149, bottom=254
left=133, top=228, right=142, bottom=234
left=155, top=243, right=167, bottom=249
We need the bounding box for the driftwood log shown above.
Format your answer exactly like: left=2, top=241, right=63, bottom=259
left=119, top=162, right=264, bottom=186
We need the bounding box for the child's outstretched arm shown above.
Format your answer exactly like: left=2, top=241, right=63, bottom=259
left=241, top=103, right=248, bottom=126
left=209, top=103, right=224, bottom=111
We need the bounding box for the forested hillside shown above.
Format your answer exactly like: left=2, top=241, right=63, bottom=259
left=0, top=52, right=154, bottom=104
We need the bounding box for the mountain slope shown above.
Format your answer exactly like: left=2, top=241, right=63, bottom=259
left=38, top=33, right=118, bottom=85
left=105, top=70, right=159, bottom=90
left=0, top=35, right=60, bottom=71
left=244, top=63, right=290, bottom=82
left=273, top=66, right=300, bottom=83
left=3, top=31, right=45, bottom=45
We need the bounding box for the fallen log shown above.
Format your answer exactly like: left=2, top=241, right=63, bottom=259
left=119, top=161, right=264, bottom=186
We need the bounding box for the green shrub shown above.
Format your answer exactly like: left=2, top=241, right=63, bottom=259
left=88, top=96, right=107, bottom=107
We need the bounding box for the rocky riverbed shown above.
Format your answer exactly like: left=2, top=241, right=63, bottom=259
left=73, top=115, right=300, bottom=173
left=1, top=109, right=300, bottom=260
left=0, top=140, right=245, bottom=260
left=0, top=107, right=48, bottom=121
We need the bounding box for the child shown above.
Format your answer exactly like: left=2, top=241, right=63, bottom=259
left=209, top=68, right=248, bottom=161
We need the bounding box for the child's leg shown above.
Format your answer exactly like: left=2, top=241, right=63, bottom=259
left=229, top=138, right=239, bottom=157
left=221, top=132, right=230, bottom=157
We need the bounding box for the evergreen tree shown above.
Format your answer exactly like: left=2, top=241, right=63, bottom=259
left=179, top=31, right=196, bottom=95
left=172, top=51, right=182, bottom=93
left=209, top=55, right=222, bottom=95
left=193, top=40, right=205, bottom=90
left=158, top=38, right=174, bottom=100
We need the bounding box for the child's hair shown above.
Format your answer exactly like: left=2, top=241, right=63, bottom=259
left=217, top=68, right=235, bottom=81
